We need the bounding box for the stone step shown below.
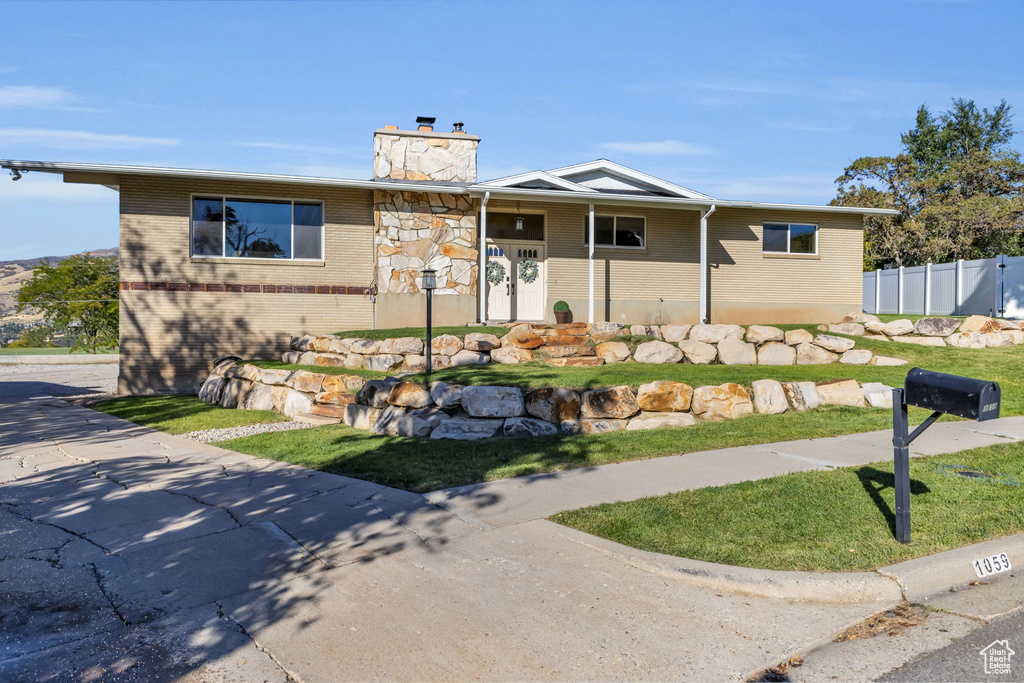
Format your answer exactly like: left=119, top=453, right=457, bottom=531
left=544, top=335, right=588, bottom=346
left=543, top=345, right=596, bottom=358
left=544, top=357, right=605, bottom=367
left=294, top=412, right=343, bottom=425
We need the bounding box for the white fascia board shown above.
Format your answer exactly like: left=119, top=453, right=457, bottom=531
left=546, top=159, right=715, bottom=200
left=0, top=160, right=469, bottom=194
left=476, top=169, right=598, bottom=193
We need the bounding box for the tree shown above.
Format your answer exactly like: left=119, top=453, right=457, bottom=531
left=8, top=325, right=58, bottom=349
left=833, top=99, right=1024, bottom=270
left=16, top=253, right=118, bottom=353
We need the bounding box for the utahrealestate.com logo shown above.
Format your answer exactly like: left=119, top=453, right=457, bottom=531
left=980, top=640, right=1015, bottom=675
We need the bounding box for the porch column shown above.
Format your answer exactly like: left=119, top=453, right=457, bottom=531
left=479, top=191, right=489, bottom=323
left=588, top=203, right=595, bottom=324
left=699, top=205, right=716, bottom=323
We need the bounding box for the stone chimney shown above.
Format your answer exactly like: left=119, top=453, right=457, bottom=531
left=373, top=118, right=479, bottom=183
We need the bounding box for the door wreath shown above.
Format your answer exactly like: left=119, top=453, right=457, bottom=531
left=486, top=260, right=506, bottom=286
left=518, top=258, right=539, bottom=284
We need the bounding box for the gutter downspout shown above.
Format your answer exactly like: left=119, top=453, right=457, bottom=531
left=588, top=203, right=595, bottom=324
left=479, top=191, right=490, bottom=324
left=699, top=204, right=716, bottom=323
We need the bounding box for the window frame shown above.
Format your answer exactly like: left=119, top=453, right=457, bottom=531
left=762, top=222, right=818, bottom=256
left=584, top=214, right=647, bottom=250
left=189, top=193, right=325, bottom=262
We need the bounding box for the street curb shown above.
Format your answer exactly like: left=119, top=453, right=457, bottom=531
left=553, top=522, right=1024, bottom=605
left=0, top=354, right=119, bottom=365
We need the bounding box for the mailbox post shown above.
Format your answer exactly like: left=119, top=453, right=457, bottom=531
left=892, top=368, right=1001, bottom=544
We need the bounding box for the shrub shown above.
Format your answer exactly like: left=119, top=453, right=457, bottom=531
left=553, top=301, right=570, bottom=313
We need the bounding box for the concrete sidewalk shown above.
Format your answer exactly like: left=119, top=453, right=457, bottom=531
left=426, top=416, right=1024, bottom=527
left=0, top=353, right=119, bottom=365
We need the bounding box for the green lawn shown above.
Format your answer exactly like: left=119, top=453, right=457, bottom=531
left=552, top=440, right=1024, bottom=572
left=0, top=346, right=119, bottom=355
left=95, top=395, right=286, bottom=435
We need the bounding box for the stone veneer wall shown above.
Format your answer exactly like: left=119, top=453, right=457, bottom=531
left=373, top=131, right=478, bottom=182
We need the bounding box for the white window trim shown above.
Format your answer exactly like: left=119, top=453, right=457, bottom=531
left=762, top=222, right=818, bottom=256
left=189, top=193, right=325, bottom=262
left=585, top=214, right=647, bottom=250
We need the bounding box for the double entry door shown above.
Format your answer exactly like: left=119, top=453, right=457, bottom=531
left=485, top=242, right=546, bottom=322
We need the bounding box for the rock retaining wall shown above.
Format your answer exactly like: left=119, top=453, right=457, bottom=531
left=823, top=314, right=1024, bottom=349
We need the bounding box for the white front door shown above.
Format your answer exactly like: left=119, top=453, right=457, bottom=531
left=485, top=242, right=546, bottom=321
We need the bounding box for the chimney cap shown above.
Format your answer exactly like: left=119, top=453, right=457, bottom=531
left=452, top=122, right=464, bottom=132
left=415, top=116, right=436, bottom=125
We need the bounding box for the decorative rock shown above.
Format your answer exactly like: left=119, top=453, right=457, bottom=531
left=291, top=335, right=315, bottom=351
left=450, top=350, right=490, bottom=366
left=503, top=417, right=559, bottom=437
left=796, top=342, right=839, bottom=365
left=363, top=354, right=405, bottom=371
left=861, top=382, right=894, bottom=409
left=344, top=404, right=383, bottom=430
left=824, top=323, right=865, bottom=336
left=401, top=355, right=427, bottom=373
left=388, top=381, right=432, bottom=408
left=287, top=371, right=326, bottom=395
left=430, top=417, right=503, bottom=440
left=842, top=313, right=880, bottom=323
left=356, top=379, right=399, bottom=408
left=461, top=385, right=525, bottom=418
left=891, top=336, right=945, bottom=347
left=629, top=325, right=663, bottom=339
left=198, top=375, right=226, bottom=403
left=258, top=367, right=292, bottom=386
left=310, top=404, right=348, bottom=420
left=716, top=338, right=757, bottom=365
left=370, top=405, right=409, bottom=435
left=560, top=420, right=583, bottom=435
left=1005, top=330, right=1024, bottom=344
left=815, top=379, right=866, bottom=407
left=745, top=325, right=785, bottom=344
left=310, top=337, right=333, bottom=353
left=865, top=321, right=886, bottom=335
left=757, top=342, right=796, bottom=366
left=430, top=334, right=464, bottom=355
left=959, top=315, right=1003, bottom=334
left=349, top=339, right=380, bottom=355
left=589, top=321, right=623, bottom=336
left=595, top=341, right=631, bottom=363
left=913, top=317, right=962, bottom=337
left=239, top=382, right=275, bottom=411
left=379, top=337, right=423, bottom=355
left=281, top=351, right=304, bottom=364
left=581, top=386, right=640, bottom=419
left=547, top=335, right=589, bottom=346
left=581, top=419, right=629, bottom=434
left=282, top=389, right=314, bottom=417
left=784, top=329, right=814, bottom=345
left=840, top=349, right=874, bottom=365
left=870, top=356, right=909, bottom=366
left=270, top=385, right=291, bottom=413
left=945, top=332, right=985, bottom=349
left=982, top=332, right=1014, bottom=348
left=660, top=325, right=691, bottom=343
left=219, top=379, right=252, bottom=408
left=343, top=354, right=364, bottom=370
left=463, top=332, right=502, bottom=352
left=525, top=387, right=581, bottom=424
left=311, top=353, right=346, bottom=368
left=544, top=345, right=595, bottom=358
left=636, top=380, right=693, bottom=413
left=314, top=391, right=356, bottom=406
left=544, top=357, right=605, bottom=367
left=322, top=374, right=367, bottom=393
left=626, top=412, right=697, bottom=430
left=751, top=379, right=788, bottom=415
left=396, top=408, right=452, bottom=437
left=781, top=382, right=819, bottom=412
left=880, top=319, right=915, bottom=336
left=678, top=340, right=718, bottom=365
left=327, top=338, right=352, bottom=355
left=691, top=383, right=753, bottom=421
left=430, top=382, right=464, bottom=408
left=501, top=330, right=545, bottom=349
left=491, top=347, right=534, bottom=364
left=690, top=324, right=744, bottom=344
left=999, top=320, right=1022, bottom=331
left=634, top=340, right=683, bottom=364
left=813, top=335, right=856, bottom=353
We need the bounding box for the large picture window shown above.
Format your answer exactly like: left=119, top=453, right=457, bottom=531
left=583, top=215, right=646, bottom=248
left=191, top=196, right=323, bottom=260
left=763, top=222, right=817, bottom=255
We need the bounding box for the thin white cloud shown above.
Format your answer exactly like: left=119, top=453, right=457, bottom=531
left=0, top=85, right=75, bottom=109
left=600, top=140, right=713, bottom=156
left=0, top=174, right=116, bottom=201
left=0, top=128, right=180, bottom=149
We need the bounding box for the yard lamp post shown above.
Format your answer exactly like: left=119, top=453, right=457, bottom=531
left=422, top=267, right=437, bottom=380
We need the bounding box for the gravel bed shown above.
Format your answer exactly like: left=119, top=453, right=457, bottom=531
left=182, top=420, right=319, bottom=443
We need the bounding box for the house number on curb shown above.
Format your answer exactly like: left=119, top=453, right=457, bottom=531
left=973, top=553, right=1012, bottom=578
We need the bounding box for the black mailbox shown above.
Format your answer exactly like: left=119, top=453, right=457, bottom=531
left=904, top=368, right=1001, bottom=421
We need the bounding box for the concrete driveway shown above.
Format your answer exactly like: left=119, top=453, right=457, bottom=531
left=0, top=368, right=908, bottom=681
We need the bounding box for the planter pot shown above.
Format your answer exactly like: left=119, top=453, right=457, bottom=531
left=554, top=311, right=573, bottom=324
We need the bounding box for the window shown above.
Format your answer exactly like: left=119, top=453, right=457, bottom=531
left=583, top=215, right=646, bottom=248
left=191, top=196, right=323, bottom=260
left=763, top=222, right=817, bottom=255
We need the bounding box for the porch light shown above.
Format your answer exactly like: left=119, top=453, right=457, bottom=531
left=421, top=267, right=437, bottom=291
left=422, top=267, right=437, bottom=378
left=514, top=216, right=525, bottom=232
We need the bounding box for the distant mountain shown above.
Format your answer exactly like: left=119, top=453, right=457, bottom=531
left=0, top=248, right=119, bottom=327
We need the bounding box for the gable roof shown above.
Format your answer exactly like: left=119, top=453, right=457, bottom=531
left=475, top=169, right=598, bottom=193
left=545, top=159, right=713, bottom=200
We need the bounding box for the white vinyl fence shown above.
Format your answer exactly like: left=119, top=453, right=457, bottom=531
left=863, top=255, right=1024, bottom=319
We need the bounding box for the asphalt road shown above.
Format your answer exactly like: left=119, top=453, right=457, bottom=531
left=0, top=362, right=118, bottom=401
left=883, top=609, right=1024, bottom=682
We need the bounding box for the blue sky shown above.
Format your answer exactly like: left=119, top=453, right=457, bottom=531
left=1, top=0, right=1022, bottom=259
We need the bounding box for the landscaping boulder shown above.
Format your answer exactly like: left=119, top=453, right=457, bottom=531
left=636, top=380, right=693, bottom=412
left=314, top=391, right=356, bottom=406
left=689, top=324, right=744, bottom=344
left=814, top=335, right=856, bottom=353
left=870, top=356, right=909, bottom=366
left=281, top=351, right=304, bottom=364
left=781, top=382, right=819, bottom=412
left=504, top=417, right=559, bottom=437
left=815, top=379, right=866, bottom=407
left=431, top=334, right=465, bottom=355
left=463, top=332, right=502, bottom=352
left=626, top=412, right=696, bottom=430
left=595, top=341, right=630, bottom=363
left=1000, top=320, right=1023, bottom=330
left=716, top=338, right=757, bottom=365
left=312, top=353, right=345, bottom=367
left=401, top=355, right=427, bottom=373
left=450, top=350, right=490, bottom=366
left=784, top=329, right=814, bottom=345
left=824, top=323, right=865, bottom=336
left=581, top=419, right=629, bottom=434
left=388, top=381, right=432, bottom=408
left=239, top=382, right=275, bottom=411
left=262, top=368, right=296, bottom=386
left=891, top=335, right=945, bottom=347
left=982, top=332, right=1014, bottom=348
left=282, top=389, right=314, bottom=417
left=629, top=325, right=663, bottom=339
left=430, top=417, right=504, bottom=440
left=1005, top=330, right=1024, bottom=344
left=545, top=357, right=604, bottom=367
left=840, top=349, right=873, bottom=365
left=370, top=405, right=408, bottom=435
left=959, top=315, right=1003, bottom=334
left=691, top=383, right=753, bottom=421
left=291, top=335, right=314, bottom=351
left=913, top=317, right=962, bottom=337
left=379, top=337, right=423, bottom=355
left=544, top=345, right=595, bottom=358
left=349, top=339, right=380, bottom=355
left=861, top=382, right=894, bottom=409
left=322, top=374, right=367, bottom=393
left=310, top=404, right=348, bottom=420
left=343, top=354, right=364, bottom=369
left=581, top=385, right=640, bottom=419
left=363, top=354, right=405, bottom=371
left=491, top=347, right=534, bottom=364
left=589, top=321, right=624, bottom=342
left=660, top=324, right=691, bottom=343
left=751, top=379, right=788, bottom=415
left=356, top=379, right=400, bottom=408
left=500, top=330, right=544, bottom=349
left=310, top=336, right=333, bottom=353
left=461, top=385, right=525, bottom=418
left=344, top=403, right=383, bottom=430
left=287, top=370, right=326, bottom=394
left=945, top=332, right=985, bottom=349
left=757, top=342, right=796, bottom=365
left=633, top=340, right=683, bottom=364
left=198, top=375, right=226, bottom=404
left=270, top=385, right=291, bottom=413
left=881, top=319, right=915, bottom=336
left=745, top=325, right=785, bottom=344
left=678, top=340, right=718, bottom=364
left=327, top=338, right=352, bottom=355
left=524, top=387, right=581, bottom=424
left=560, top=420, right=583, bottom=435
left=842, top=313, right=880, bottom=323
left=430, top=382, right=464, bottom=408
left=796, top=342, right=839, bottom=365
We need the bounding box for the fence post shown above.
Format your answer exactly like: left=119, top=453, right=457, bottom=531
left=875, top=269, right=881, bottom=314
left=924, top=262, right=932, bottom=316
left=898, top=266, right=905, bottom=315
left=997, top=255, right=1006, bottom=318
left=956, top=259, right=964, bottom=315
